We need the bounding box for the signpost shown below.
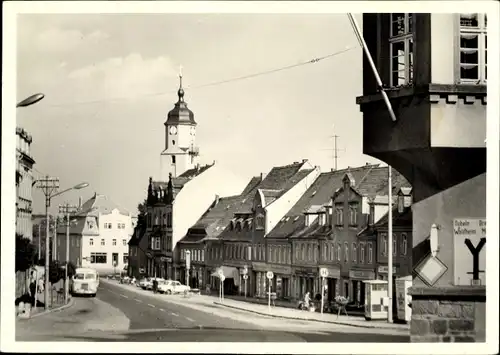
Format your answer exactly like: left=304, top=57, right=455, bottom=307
left=319, top=268, right=329, bottom=315
left=220, top=274, right=225, bottom=303
left=243, top=266, right=248, bottom=298
left=185, top=250, right=191, bottom=288
left=218, top=268, right=224, bottom=302
left=266, top=271, right=274, bottom=311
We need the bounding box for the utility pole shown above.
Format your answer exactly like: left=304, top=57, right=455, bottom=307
left=38, top=224, right=42, bottom=262
left=59, top=203, right=78, bottom=305
left=347, top=13, right=398, bottom=324
left=36, top=175, right=60, bottom=311
left=321, top=126, right=345, bottom=171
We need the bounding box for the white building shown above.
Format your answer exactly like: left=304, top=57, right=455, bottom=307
left=57, top=193, right=134, bottom=274
left=16, top=127, right=35, bottom=240
left=141, top=74, right=248, bottom=279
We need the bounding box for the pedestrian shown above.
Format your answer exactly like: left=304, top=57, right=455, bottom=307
left=152, top=279, right=158, bottom=294
left=304, top=291, right=311, bottom=309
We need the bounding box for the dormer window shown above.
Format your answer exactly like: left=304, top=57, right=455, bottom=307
left=335, top=204, right=343, bottom=226
left=318, top=213, right=326, bottom=226
left=255, top=213, right=265, bottom=230
left=349, top=203, right=358, bottom=226
left=369, top=203, right=375, bottom=225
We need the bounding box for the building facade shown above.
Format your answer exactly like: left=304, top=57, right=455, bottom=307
left=57, top=193, right=134, bottom=274
left=128, top=221, right=148, bottom=278
left=356, top=13, right=487, bottom=342
left=16, top=127, right=35, bottom=240
left=137, top=77, right=248, bottom=280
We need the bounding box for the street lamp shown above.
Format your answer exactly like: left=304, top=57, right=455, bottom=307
left=17, top=93, right=45, bottom=108
left=34, top=178, right=89, bottom=310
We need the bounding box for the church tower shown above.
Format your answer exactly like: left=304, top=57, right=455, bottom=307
left=160, top=69, right=200, bottom=180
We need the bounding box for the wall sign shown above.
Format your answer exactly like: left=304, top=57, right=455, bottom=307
left=453, top=218, right=486, bottom=286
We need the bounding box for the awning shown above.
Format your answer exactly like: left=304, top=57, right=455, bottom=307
left=210, top=266, right=239, bottom=279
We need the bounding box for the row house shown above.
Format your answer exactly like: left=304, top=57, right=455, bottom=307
left=16, top=127, right=35, bottom=240
left=330, top=167, right=410, bottom=305
left=127, top=220, right=148, bottom=278
left=219, top=160, right=321, bottom=298
left=176, top=176, right=262, bottom=289
left=269, top=164, right=381, bottom=302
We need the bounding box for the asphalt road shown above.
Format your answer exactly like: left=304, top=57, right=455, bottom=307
left=16, top=282, right=409, bottom=342
left=83, top=282, right=409, bottom=342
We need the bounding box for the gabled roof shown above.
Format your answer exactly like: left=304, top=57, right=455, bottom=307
left=268, top=164, right=381, bottom=239
left=374, top=205, right=412, bottom=229
left=77, top=193, right=130, bottom=216
left=178, top=175, right=262, bottom=244
left=258, top=162, right=305, bottom=190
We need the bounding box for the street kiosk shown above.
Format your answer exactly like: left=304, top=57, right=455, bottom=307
left=395, top=275, right=412, bottom=323
left=363, top=280, right=389, bottom=320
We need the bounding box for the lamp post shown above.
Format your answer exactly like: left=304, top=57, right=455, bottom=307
left=17, top=93, right=45, bottom=108
left=34, top=179, right=89, bottom=310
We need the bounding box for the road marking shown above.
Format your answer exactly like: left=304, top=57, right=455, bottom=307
left=148, top=303, right=155, bottom=308
left=171, top=312, right=179, bottom=317
left=159, top=308, right=165, bottom=312
left=120, top=294, right=129, bottom=299
left=135, top=298, right=143, bottom=303
left=185, top=317, right=195, bottom=322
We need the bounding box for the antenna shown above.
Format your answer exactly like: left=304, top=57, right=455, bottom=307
left=320, top=124, right=346, bottom=171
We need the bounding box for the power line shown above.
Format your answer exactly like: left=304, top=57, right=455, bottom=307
left=46, top=45, right=358, bottom=108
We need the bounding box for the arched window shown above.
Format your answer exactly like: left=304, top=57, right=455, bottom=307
left=352, top=243, right=357, bottom=262
left=307, top=244, right=313, bottom=261
left=301, top=244, right=306, bottom=261
left=337, top=243, right=341, bottom=261
left=402, top=233, right=408, bottom=256
left=330, top=243, right=335, bottom=261
left=323, top=243, right=328, bottom=261
left=382, top=234, right=388, bottom=256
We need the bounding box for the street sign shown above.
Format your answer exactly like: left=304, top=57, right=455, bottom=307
left=243, top=274, right=248, bottom=280
left=160, top=256, right=167, bottom=262
left=453, top=218, right=486, bottom=286
left=220, top=274, right=226, bottom=282
left=319, top=267, right=329, bottom=278
left=243, top=266, right=248, bottom=275
left=266, top=271, right=274, bottom=280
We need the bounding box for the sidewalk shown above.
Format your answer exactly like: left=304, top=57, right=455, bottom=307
left=213, top=297, right=408, bottom=331
left=104, top=280, right=408, bottom=332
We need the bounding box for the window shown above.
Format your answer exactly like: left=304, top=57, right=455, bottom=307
left=201, top=250, right=205, bottom=262
left=323, top=243, right=328, bottom=261
left=101, top=239, right=105, bottom=246
left=91, top=252, right=107, bottom=264
left=360, top=243, right=365, bottom=263
left=393, top=235, right=397, bottom=256
left=255, top=214, right=265, bottom=230
left=401, top=233, right=408, bottom=256
left=335, top=206, right=343, bottom=226
left=89, top=238, right=94, bottom=246
left=330, top=243, right=335, bottom=261
left=382, top=233, right=388, bottom=256
left=337, top=243, right=341, bottom=261
left=172, top=156, right=176, bottom=164
left=123, top=253, right=128, bottom=264
left=459, top=13, right=487, bottom=82
left=123, top=239, right=127, bottom=246
left=112, top=239, right=117, bottom=246
left=352, top=243, right=357, bottom=262
left=344, top=242, right=349, bottom=262
left=301, top=244, right=306, bottom=261
left=368, top=242, right=373, bottom=263
left=152, top=237, right=160, bottom=250
left=389, top=13, right=414, bottom=87
left=108, top=223, right=112, bottom=229
left=167, top=212, right=172, bottom=227
left=307, top=244, right=313, bottom=261
left=349, top=204, right=358, bottom=226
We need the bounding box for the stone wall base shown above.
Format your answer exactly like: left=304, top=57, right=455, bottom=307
left=408, top=286, right=486, bottom=343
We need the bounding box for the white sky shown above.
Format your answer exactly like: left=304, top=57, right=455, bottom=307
left=17, top=12, right=381, bottom=215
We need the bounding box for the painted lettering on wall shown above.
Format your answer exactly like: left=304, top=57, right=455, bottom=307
left=453, top=218, right=486, bottom=286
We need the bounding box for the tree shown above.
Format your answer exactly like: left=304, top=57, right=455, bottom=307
left=15, top=233, right=36, bottom=272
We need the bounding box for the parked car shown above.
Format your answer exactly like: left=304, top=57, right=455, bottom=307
left=146, top=277, right=165, bottom=291
left=138, top=277, right=151, bottom=290
left=157, top=280, right=190, bottom=295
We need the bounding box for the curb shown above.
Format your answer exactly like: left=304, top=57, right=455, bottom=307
left=213, top=301, right=407, bottom=332
left=20, top=297, right=76, bottom=320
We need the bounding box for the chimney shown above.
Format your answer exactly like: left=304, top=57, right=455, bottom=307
left=302, top=159, right=308, bottom=163
left=78, top=197, right=82, bottom=209
left=215, top=194, right=220, bottom=206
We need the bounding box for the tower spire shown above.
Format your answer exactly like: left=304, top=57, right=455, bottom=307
left=177, top=64, right=184, bottom=102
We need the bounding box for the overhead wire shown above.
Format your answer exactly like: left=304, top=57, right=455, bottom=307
left=46, top=45, right=358, bottom=108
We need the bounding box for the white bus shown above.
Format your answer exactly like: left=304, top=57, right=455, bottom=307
left=72, top=268, right=100, bottom=297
